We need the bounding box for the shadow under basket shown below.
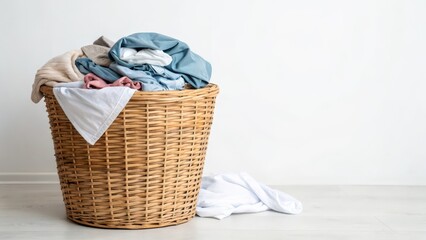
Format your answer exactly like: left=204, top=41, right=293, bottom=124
left=40, top=84, right=219, bottom=229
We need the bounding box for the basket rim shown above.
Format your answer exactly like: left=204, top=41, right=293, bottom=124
left=40, top=83, right=218, bottom=96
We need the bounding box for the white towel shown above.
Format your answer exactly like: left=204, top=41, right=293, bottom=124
left=196, top=172, right=303, bottom=219
left=53, top=82, right=136, bottom=145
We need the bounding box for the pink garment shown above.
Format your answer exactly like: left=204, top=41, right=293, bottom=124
left=83, top=73, right=141, bottom=90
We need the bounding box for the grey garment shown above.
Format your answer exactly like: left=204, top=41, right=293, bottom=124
left=93, top=36, right=114, bottom=48
left=81, top=36, right=115, bottom=67
left=81, top=45, right=111, bottom=67
left=109, top=63, right=185, bottom=91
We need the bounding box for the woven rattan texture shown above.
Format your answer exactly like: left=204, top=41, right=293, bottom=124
left=41, top=84, right=219, bottom=229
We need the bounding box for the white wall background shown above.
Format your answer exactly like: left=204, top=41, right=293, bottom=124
left=0, top=0, right=425, bottom=185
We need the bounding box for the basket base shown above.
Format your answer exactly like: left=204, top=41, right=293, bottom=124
left=66, top=214, right=195, bottom=229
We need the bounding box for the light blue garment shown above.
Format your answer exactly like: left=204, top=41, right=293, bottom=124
left=75, top=58, right=121, bottom=82
left=109, top=63, right=185, bottom=91
left=109, top=32, right=211, bottom=88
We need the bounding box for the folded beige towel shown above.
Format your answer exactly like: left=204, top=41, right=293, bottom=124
left=31, top=49, right=84, bottom=103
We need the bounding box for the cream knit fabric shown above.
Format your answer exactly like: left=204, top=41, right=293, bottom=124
left=31, top=49, right=84, bottom=103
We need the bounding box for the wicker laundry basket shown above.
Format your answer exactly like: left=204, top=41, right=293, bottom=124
left=40, top=84, right=219, bottom=229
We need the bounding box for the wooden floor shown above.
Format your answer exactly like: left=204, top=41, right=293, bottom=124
left=0, top=184, right=425, bottom=239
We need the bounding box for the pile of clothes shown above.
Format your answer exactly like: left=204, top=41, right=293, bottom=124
left=31, top=33, right=212, bottom=145
left=31, top=32, right=212, bottom=103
